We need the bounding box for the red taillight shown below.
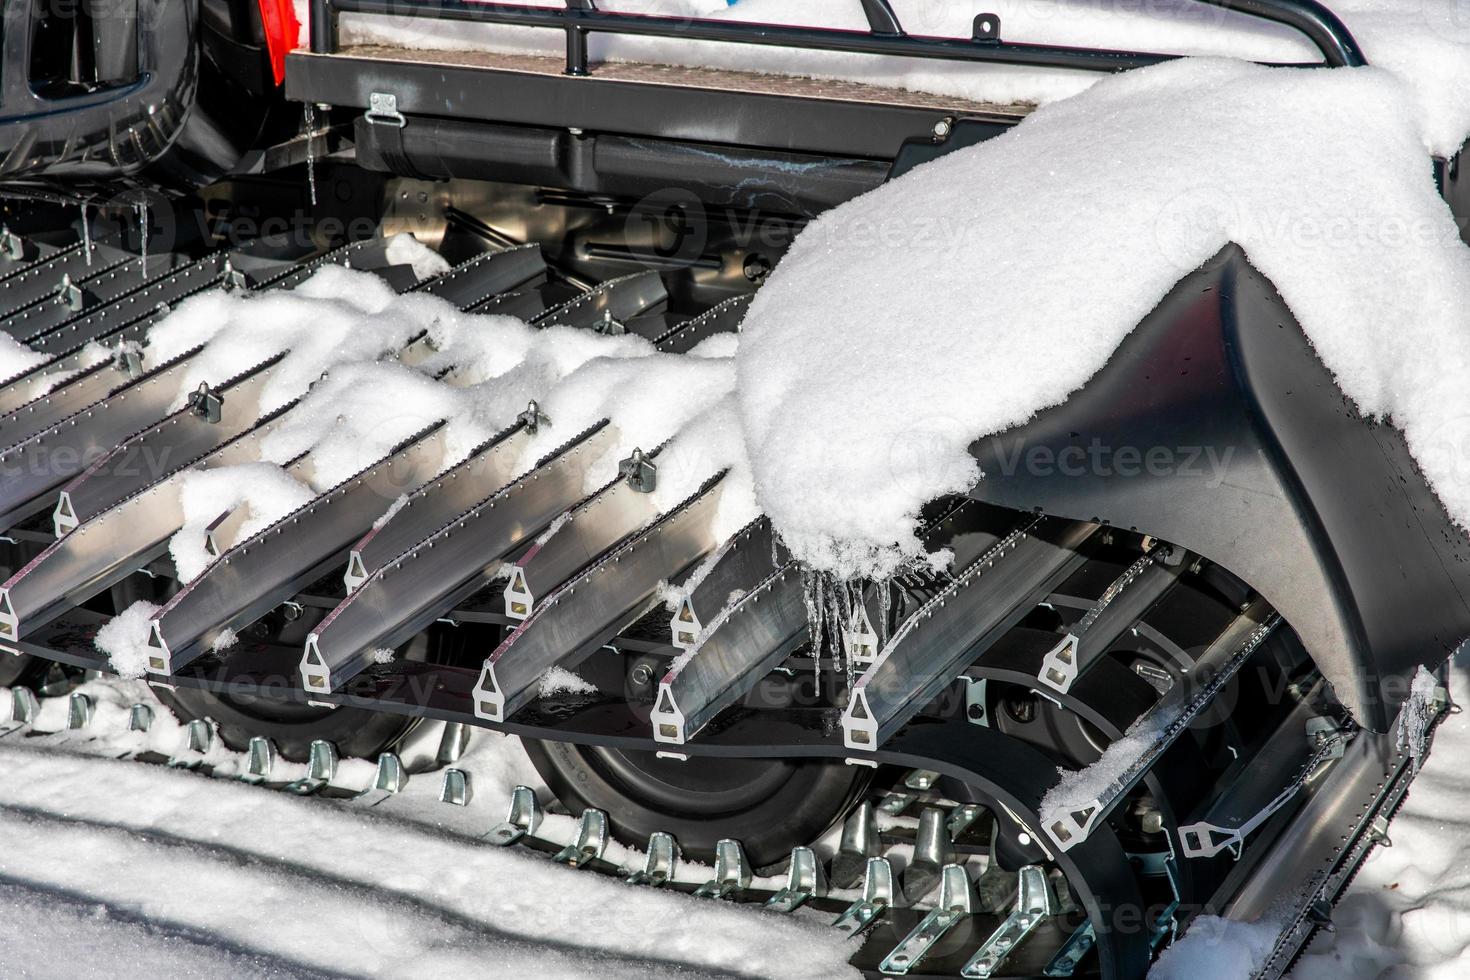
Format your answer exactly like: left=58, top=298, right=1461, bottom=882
left=257, top=0, right=301, bottom=86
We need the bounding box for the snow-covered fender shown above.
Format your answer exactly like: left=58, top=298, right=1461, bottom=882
left=968, top=245, right=1470, bottom=731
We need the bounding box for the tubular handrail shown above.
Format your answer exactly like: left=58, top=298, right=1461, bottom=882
left=307, top=0, right=1364, bottom=74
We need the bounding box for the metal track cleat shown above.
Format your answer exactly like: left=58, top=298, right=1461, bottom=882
left=168, top=718, right=214, bottom=768
left=0, top=227, right=24, bottom=261
left=904, top=770, right=940, bottom=792
left=286, top=739, right=338, bottom=794
left=625, top=831, right=679, bottom=886
left=948, top=803, right=986, bottom=839
left=832, top=857, right=904, bottom=937
left=880, top=864, right=976, bottom=975
left=436, top=722, right=471, bottom=766
left=903, top=806, right=958, bottom=902
left=878, top=791, right=917, bottom=816
left=553, top=809, right=609, bottom=867
left=1, top=686, right=39, bottom=733
left=766, top=846, right=828, bottom=913
left=438, top=767, right=472, bottom=806
left=485, top=785, right=542, bottom=847
left=1044, top=921, right=1096, bottom=977
left=961, top=865, right=1055, bottom=978
left=66, top=692, right=93, bottom=730
left=830, top=801, right=882, bottom=889
left=355, top=752, right=408, bottom=801
left=240, top=736, right=277, bottom=785
left=694, top=839, right=751, bottom=899
left=126, top=703, right=153, bottom=732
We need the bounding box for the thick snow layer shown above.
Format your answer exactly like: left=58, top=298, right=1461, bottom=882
left=517, top=351, right=738, bottom=493
left=170, top=464, right=316, bottom=582
left=304, top=0, right=1470, bottom=155
left=1150, top=915, right=1282, bottom=979
left=0, top=679, right=860, bottom=980
left=736, top=57, right=1470, bottom=578
left=384, top=231, right=451, bottom=280
left=93, top=601, right=162, bottom=678
left=0, top=330, right=47, bottom=382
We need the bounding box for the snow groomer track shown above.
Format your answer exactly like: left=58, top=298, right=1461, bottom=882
left=5, top=0, right=1470, bottom=976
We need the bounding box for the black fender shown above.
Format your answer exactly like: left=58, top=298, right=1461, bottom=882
left=969, top=245, right=1470, bottom=731
left=0, top=0, right=198, bottom=179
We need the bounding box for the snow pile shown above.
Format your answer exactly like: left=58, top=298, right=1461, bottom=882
left=538, top=666, right=598, bottom=698
left=0, top=330, right=47, bottom=382
left=170, top=464, right=316, bottom=582
left=94, top=601, right=162, bottom=678
left=736, top=57, right=1470, bottom=578
left=308, top=0, right=1470, bottom=154
left=1149, top=914, right=1282, bottom=979
left=146, top=236, right=445, bottom=414
left=385, top=230, right=452, bottom=280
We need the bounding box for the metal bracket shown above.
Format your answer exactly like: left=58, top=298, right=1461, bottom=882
left=168, top=718, right=214, bottom=769
left=625, top=831, right=679, bottom=886
left=285, top=739, right=338, bottom=795
left=830, top=801, right=881, bottom=888
left=972, top=13, right=1001, bottom=41
left=0, top=227, right=24, bottom=261
left=963, top=676, right=989, bottom=726
left=618, top=448, right=656, bottom=493
left=221, top=257, right=251, bottom=291
left=516, top=399, right=550, bottom=434
left=961, top=865, right=1055, bottom=978
left=694, top=839, right=751, bottom=899
left=553, top=809, right=609, bottom=867
left=187, top=382, right=223, bottom=424
left=240, top=736, right=277, bottom=785
left=66, top=692, right=92, bottom=730
left=126, top=703, right=154, bottom=732
left=486, top=785, right=543, bottom=846
left=55, top=273, right=87, bottom=312
left=766, top=846, right=828, bottom=913
left=365, top=92, right=407, bottom=128
left=833, top=857, right=904, bottom=937
left=438, top=767, right=472, bottom=806
left=880, top=864, right=976, bottom=975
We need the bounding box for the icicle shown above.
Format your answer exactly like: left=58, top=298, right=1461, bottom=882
left=801, top=569, right=825, bottom=680
left=304, top=104, right=320, bottom=207
left=80, top=203, right=93, bottom=267
left=877, top=576, right=892, bottom=648
left=135, top=201, right=149, bottom=278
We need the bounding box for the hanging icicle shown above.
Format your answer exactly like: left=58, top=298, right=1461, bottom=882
left=80, top=202, right=93, bottom=267
left=304, top=103, right=320, bottom=207
left=135, top=201, right=149, bottom=278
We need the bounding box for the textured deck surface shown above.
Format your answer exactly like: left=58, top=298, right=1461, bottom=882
left=344, top=43, right=1035, bottom=117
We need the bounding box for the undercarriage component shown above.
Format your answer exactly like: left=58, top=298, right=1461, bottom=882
left=1, top=0, right=1462, bottom=974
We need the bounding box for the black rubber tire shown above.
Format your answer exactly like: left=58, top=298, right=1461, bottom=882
left=524, top=738, right=870, bottom=869
left=153, top=684, right=415, bottom=763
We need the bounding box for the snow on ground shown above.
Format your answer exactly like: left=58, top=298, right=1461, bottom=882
left=736, top=56, right=1470, bottom=578
left=0, top=678, right=859, bottom=980
left=7, top=657, right=1470, bottom=980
